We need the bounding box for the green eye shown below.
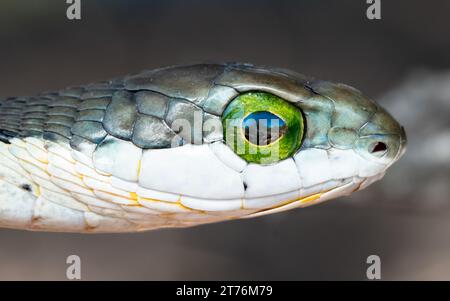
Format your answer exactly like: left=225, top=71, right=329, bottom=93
left=222, top=92, right=304, bottom=164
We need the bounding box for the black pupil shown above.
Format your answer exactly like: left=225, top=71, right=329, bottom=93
left=243, top=111, right=287, bottom=145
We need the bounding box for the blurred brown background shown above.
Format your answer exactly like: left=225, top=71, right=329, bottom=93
left=0, top=0, right=449, bottom=280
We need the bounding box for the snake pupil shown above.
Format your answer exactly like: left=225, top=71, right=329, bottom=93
left=243, top=111, right=287, bottom=145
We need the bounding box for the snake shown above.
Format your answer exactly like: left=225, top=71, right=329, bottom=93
left=0, top=63, right=407, bottom=233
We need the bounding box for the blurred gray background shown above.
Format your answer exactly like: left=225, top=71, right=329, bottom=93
left=0, top=0, right=449, bottom=280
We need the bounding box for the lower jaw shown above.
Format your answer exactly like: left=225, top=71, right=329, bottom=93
left=241, top=176, right=366, bottom=219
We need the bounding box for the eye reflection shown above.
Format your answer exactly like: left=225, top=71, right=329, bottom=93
left=243, top=111, right=287, bottom=145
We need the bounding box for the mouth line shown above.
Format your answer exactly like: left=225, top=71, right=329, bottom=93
left=242, top=177, right=359, bottom=219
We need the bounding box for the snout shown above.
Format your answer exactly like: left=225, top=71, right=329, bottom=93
left=355, top=106, right=407, bottom=167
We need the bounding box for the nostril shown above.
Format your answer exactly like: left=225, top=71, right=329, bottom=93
left=370, top=142, right=388, bottom=156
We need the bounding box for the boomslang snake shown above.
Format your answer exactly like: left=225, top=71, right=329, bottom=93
left=0, top=63, right=407, bottom=233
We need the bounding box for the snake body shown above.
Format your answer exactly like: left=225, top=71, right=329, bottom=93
left=0, top=63, right=406, bottom=233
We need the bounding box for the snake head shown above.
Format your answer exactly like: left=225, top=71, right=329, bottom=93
left=204, top=64, right=408, bottom=217
left=126, top=63, right=407, bottom=219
